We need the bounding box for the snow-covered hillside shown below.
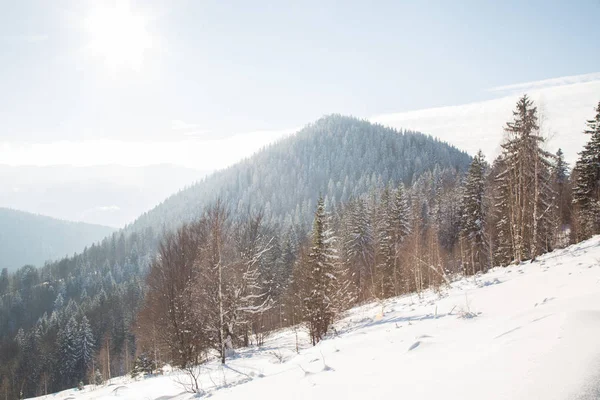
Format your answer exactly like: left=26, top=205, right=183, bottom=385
left=372, top=74, right=600, bottom=164
left=33, top=237, right=600, bottom=400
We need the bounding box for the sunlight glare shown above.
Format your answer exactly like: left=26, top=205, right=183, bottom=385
left=84, top=2, right=153, bottom=72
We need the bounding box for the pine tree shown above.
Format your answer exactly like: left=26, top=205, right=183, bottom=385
left=57, top=316, right=79, bottom=387
left=494, top=95, right=555, bottom=263
left=343, top=198, right=374, bottom=302
left=77, top=316, right=95, bottom=382
left=131, top=354, right=156, bottom=378
left=302, top=196, right=340, bottom=345
left=460, top=150, right=489, bottom=274
left=375, top=187, right=395, bottom=298
left=573, top=102, right=600, bottom=239
left=0, top=268, right=8, bottom=296
left=391, top=184, right=411, bottom=241
left=551, top=148, right=571, bottom=247
left=390, top=184, right=411, bottom=294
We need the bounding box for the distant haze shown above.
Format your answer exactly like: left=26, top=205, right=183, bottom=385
left=1, top=73, right=598, bottom=227
left=0, top=164, right=208, bottom=227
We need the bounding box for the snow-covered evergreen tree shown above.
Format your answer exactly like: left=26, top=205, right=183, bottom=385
left=302, top=197, right=341, bottom=345
left=57, top=316, right=79, bottom=387
left=494, top=95, right=555, bottom=263
left=343, top=198, right=374, bottom=302
left=375, top=187, right=395, bottom=298
left=550, top=148, right=572, bottom=247
left=460, top=150, right=489, bottom=274
left=77, top=316, right=95, bottom=381
left=573, top=102, right=600, bottom=239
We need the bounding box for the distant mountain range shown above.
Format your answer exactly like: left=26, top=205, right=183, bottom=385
left=0, top=208, right=115, bottom=272
left=0, top=164, right=208, bottom=228
left=1, top=115, right=471, bottom=272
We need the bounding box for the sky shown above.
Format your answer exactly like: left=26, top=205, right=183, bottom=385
left=1, top=0, right=599, bottom=170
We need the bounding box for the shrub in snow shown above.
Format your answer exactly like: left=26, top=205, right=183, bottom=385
left=131, top=354, right=157, bottom=378
left=92, top=370, right=104, bottom=385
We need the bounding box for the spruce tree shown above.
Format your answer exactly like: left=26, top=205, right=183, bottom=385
left=0, top=268, right=8, bottom=296
left=375, top=187, right=395, bottom=298
left=343, top=198, right=374, bottom=302
left=303, top=196, right=340, bottom=345
left=390, top=184, right=411, bottom=294
left=460, top=150, right=489, bottom=274
left=551, top=148, right=571, bottom=247
left=573, top=102, right=600, bottom=239
left=494, top=95, right=555, bottom=263
left=77, top=316, right=95, bottom=382
left=57, top=316, right=79, bottom=387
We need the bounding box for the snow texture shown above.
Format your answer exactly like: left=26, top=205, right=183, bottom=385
left=30, top=236, right=600, bottom=400
left=372, top=77, right=600, bottom=165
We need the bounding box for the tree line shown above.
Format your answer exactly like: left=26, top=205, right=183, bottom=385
left=134, top=96, right=600, bottom=394
left=2, top=98, right=600, bottom=397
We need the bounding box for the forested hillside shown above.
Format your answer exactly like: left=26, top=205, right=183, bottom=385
left=5, top=100, right=600, bottom=398
left=0, top=115, right=472, bottom=397
left=128, top=115, right=471, bottom=233
left=0, top=208, right=114, bottom=272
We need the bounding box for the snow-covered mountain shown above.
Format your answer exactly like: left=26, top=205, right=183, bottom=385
left=34, top=236, right=600, bottom=400
left=372, top=73, right=600, bottom=164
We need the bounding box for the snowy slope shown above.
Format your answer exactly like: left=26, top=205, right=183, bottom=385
left=33, top=237, right=600, bottom=400
left=372, top=75, right=600, bottom=164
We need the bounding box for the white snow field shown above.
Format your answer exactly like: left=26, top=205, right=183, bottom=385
left=33, top=236, right=600, bottom=400
left=372, top=73, right=600, bottom=164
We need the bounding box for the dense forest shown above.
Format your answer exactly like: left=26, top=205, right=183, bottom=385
left=3, top=103, right=600, bottom=398
left=0, top=208, right=114, bottom=272
left=127, top=115, right=472, bottom=233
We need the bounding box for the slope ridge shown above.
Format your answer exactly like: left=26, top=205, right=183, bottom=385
left=0, top=208, right=114, bottom=272
left=127, top=114, right=471, bottom=234
left=31, top=236, right=600, bottom=400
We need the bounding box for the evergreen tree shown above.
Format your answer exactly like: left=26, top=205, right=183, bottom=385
left=494, top=95, right=555, bottom=263
left=131, top=353, right=156, bottom=378
left=77, top=316, right=95, bottom=382
left=390, top=184, right=412, bottom=294
left=302, top=197, right=340, bottom=345
left=53, top=293, right=64, bottom=311
left=391, top=184, right=411, bottom=241
left=57, top=316, right=79, bottom=387
left=460, top=150, right=489, bottom=274
left=375, top=187, right=395, bottom=298
left=573, top=102, right=600, bottom=239
left=343, top=198, right=374, bottom=302
left=0, top=268, right=8, bottom=295
left=551, top=148, right=572, bottom=247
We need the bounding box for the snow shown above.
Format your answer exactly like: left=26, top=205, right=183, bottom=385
left=371, top=76, right=600, bottom=164
left=31, top=237, right=600, bottom=400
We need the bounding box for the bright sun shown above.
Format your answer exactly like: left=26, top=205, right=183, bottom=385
left=84, top=2, right=153, bottom=72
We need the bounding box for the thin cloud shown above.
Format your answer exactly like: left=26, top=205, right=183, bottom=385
left=81, top=205, right=121, bottom=218
left=489, top=71, right=600, bottom=93
left=97, top=205, right=121, bottom=212
left=171, top=119, right=212, bottom=137
left=171, top=119, right=202, bottom=131
left=182, top=130, right=212, bottom=137
left=0, top=127, right=297, bottom=170
left=1, top=34, right=49, bottom=43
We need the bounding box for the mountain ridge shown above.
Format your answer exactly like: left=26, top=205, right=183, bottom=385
left=0, top=207, right=115, bottom=272
left=125, top=114, right=472, bottom=235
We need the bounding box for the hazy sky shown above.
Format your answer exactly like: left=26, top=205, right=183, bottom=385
left=1, top=0, right=599, bottom=169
